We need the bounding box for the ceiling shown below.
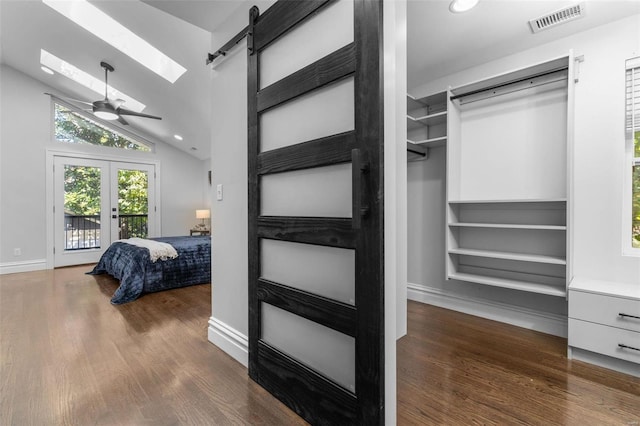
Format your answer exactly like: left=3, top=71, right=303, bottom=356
left=407, top=0, right=640, bottom=90
left=1, top=1, right=638, bottom=161
left=0, top=0, right=223, bottom=160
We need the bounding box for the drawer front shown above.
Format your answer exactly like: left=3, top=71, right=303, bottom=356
left=569, top=319, right=640, bottom=365
left=569, top=290, right=640, bottom=333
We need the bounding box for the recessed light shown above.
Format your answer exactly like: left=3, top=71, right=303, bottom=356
left=449, top=0, right=479, bottom=13
left=40, top=49, right=145, bottom=112
left=42, top=0, right=186, bottom=83
left=174, top=134, right=183, bottom=141
left=41, top=66, right=54, bottom=75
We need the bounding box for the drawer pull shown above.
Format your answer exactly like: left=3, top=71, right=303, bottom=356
left=618, top=344, right=640, bottom=352
left=618, top=313, right=640, bottom=320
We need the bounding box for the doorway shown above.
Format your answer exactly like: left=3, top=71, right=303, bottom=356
left=52, top=155, right=156, bottom=267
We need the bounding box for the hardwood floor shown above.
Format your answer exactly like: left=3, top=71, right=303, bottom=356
left=1, top=267, right=638, bottom=425
left=0, top=266, right=306, bottom=426
left=398, top=301, right=640, bottom=425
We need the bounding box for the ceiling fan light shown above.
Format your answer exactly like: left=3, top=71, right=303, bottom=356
left=449, top=0, right=479, bottom=13
left=94, top=109, right=119, bottom=120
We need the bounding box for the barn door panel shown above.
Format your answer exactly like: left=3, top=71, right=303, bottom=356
left=247, top=1, right=384, bottom=424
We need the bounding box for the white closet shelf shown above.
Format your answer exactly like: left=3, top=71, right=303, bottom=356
left=407, top=136, right=447, bottom=147
left=407, top=111, right=447, bottom=127
left=448, top=248, right=566, bottom=265
left=448, top=198, right=567, bottom=204
left=449, top=223, right=566, bottom=231
left=448, top=272, right=567, bottom=297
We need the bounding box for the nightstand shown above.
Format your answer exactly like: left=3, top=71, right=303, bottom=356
left=190, top=229, right=210, bottom=236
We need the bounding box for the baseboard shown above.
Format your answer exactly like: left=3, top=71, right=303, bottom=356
left=0, top=259, right=47, bottom=275
left=208, top=316, right=248, bottom=368
left=569, top=347, right=640, bottom=378
left=407, top=282, right=567, bottom=338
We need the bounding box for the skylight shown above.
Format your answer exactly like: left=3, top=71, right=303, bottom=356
left=42, top=0, right=186, bottom=83
left=40, top=49, right=145, bottom=112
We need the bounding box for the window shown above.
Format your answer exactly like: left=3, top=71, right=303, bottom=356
left=625, top=57, right=640, bottom=253
left=54, top=102, right=152, bottom=152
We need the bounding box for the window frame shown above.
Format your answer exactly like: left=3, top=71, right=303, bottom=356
left=50, top=95, right=155, bottom=154
left=623, top=57, right=640, bottom=256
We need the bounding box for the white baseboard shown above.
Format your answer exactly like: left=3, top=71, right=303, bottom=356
left=208, top=316, right=248, bottom=368
left=0, top=259, right=47, bottom=275
left=407, top=282, right=567, bottom=338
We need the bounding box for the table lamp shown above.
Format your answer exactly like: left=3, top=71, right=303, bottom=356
left=195, top=209, right=210, bottom=229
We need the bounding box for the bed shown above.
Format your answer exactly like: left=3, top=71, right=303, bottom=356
left=88, top=235, right=211, bottom=304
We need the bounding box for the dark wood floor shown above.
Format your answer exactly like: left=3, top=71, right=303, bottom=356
left=398, top=300, right=640, bottom=425
left=1, top=266, right=638, bottom=425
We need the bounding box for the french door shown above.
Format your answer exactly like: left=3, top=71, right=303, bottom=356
left=247, top=1, right=384, bottom=424
left=53, top=156, right=156, bottom=267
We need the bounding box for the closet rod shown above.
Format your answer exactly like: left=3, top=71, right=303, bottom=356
left=450, top=66, right=568, bottom=101
left=206, top=24, right=250, bottom=65
left=407, top=147, right=427, bottom=157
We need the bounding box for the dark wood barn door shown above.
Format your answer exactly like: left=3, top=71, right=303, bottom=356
left=247, top=0, right=384, bottom=424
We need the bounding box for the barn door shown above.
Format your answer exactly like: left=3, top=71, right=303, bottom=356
left=247, top=0, right=384, bottom=424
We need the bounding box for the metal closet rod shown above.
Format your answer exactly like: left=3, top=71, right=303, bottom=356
left=407, top=146, right=427, bottom=157
left=206, top=24, right=250, bottom=65
left=450, top=66, right=569, bottom=101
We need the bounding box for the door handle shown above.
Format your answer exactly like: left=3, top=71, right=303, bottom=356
left=351, top=149, right=370, bottom=230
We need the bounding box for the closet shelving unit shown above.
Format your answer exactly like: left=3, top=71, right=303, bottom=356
left=445, top=56, right=573, bottom=298
left=407, top=92, right=447, bottom=148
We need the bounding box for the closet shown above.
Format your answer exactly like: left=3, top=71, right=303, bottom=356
left=408, top=54, right=574, bottom=327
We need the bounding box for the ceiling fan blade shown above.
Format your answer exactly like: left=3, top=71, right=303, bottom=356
left=117, top=108, right=162, bottom=120
left=45, top=92, right=93, bottom=106
left=117, top=115, right=129, bottom=125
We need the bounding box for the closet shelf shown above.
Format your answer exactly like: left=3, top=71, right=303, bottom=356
left=407, top=136, right=447, bottom=147
left=449, top=223, right=566, bottom=231
left=448, top=248, right=566, bottom=265
left=448, top=198, right=567, bottom=204
left=448, top=272, right=567, bottom=297
left=407, top=111, right=447, bottom=128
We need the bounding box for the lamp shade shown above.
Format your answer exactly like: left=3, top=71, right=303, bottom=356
left=196, top=209, right=210, bottom=219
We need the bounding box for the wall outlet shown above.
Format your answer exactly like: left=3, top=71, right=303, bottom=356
left=13, top=248, right=21, bottom=256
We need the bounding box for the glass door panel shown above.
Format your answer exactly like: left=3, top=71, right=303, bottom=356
left=116, top=168, right=148, bottom=239
left=111, top=162, right=156, bottom=243
left=54, top=157, right=109, bottom=267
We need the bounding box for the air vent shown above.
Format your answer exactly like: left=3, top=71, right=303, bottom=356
left=529, top=3, right=585, bottom=34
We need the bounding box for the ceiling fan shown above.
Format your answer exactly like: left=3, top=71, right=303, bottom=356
left=52, top=61, right=162, bottom=126
left=92, top=61, right=161, bottom=125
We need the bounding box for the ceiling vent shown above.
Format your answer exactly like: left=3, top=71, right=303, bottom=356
left=529, top=3, right=585, bottom=34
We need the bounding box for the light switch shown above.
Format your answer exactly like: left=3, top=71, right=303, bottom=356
left=216, top=184, right=223, bottom=201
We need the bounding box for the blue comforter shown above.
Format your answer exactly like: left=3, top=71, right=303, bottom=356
left=88, top=236, right=211, bottom=304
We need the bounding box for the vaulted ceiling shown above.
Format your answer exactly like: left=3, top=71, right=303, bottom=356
left=1, top=1, right=638, bottom=161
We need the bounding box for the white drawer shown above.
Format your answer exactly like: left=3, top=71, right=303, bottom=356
left=569, top=290, right=640, bottom=333
left=569, top=319, right=640, bottom=365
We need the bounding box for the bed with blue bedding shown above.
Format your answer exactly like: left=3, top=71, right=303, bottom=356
left=88, top=235, right=211, bottom=304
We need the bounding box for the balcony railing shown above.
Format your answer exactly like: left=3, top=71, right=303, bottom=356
left=118, top=214, right=148, bottom=239
left=64, top=213, right=148, bottom=250
left=64, top=214, right=100, bottom=250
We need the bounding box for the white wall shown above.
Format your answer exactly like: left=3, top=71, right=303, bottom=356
left=0, top=64, right=208, bottom=271
left=407, top=15, right=640, bottom=333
